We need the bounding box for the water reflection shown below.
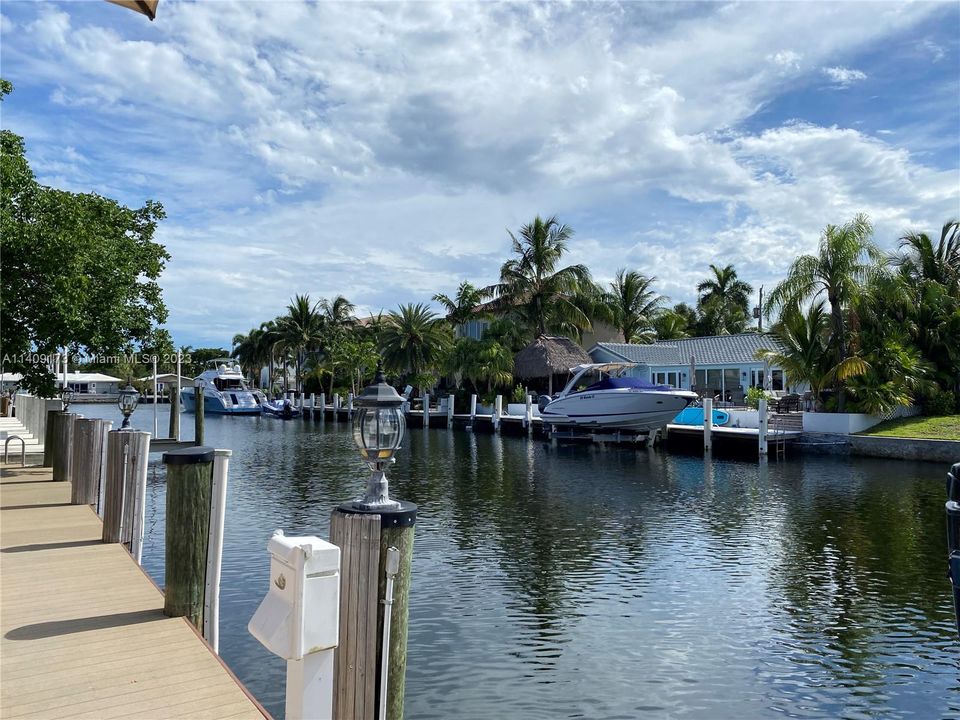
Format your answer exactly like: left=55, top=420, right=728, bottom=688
left=73, top=405, right=960, bottom=719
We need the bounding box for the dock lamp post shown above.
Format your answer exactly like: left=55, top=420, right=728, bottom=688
left=118, top=383, right=140, bottom=429
left=331, top=362, right=417, bottom=720
left=61, top=388, right=74, bottom=412
left=349, top=365, right=406, bottom=511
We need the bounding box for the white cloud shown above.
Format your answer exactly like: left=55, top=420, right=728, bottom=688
left=822, top=66, right=868, bottom=87
left=0, top=1, right=956, bottom=345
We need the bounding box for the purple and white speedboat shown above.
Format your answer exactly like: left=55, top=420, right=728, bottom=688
left=539, top=362, right=697, bottom=432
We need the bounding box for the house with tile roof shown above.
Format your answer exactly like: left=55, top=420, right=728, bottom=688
left=589, top=333, right=797, bottom=397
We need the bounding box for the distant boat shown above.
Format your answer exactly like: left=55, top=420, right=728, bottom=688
left=672, top=406, right=730, bottom=427
left=539, top=362, right=697, bottom=432
left=181, top=359, right=264, bottom=415
left=260, top=398, right=299, bottom=420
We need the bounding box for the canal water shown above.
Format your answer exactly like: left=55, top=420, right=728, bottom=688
left=76, top=404, right=958, bottom=719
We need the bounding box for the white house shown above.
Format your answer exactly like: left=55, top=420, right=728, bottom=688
left=590, top=333, right=795, bottom=397
left=64, top=372, right=123, bottom=396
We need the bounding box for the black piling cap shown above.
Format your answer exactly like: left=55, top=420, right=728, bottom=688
left=163, top=446, right=215, bottom=465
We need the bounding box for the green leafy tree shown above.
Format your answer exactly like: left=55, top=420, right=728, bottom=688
left=755, top=301, right=867, bottom=411
left=766, top=214, right=883, bottom=410
left=1, top=81, right=169, bottom=396
left=380, top=303, right=453, bottom=393
left=487, top=215, right=593, bottom=339
left=317, top=295, right=356, bottom=396
left=277, top=294, right=324, bottom=393
left=652, top=311, right=690, bottom=340
left=695, top=264, right=752, bottom=335
left=432, top=281, right=491, bottom=331
left=605, top=269, right=663, bottom=343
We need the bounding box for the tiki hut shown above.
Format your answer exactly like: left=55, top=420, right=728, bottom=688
left=513, top=335, right=592, bottom=395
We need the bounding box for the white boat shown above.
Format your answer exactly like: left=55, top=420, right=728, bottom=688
left=539, top=362, right=697, bottom=432
left=181, top=359, right=265, bottom=415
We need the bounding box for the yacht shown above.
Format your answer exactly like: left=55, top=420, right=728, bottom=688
left=539, top=362, right=697, bottom=432
left=181, top=359, right=265, bottom=415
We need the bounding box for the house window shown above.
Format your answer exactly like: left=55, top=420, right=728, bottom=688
left=723, top=368, right=740, bottom=394
left=771, top=370, right=784, bottom=391
left=654, top=372, right=679, bottom=388
left=695, top=369, right=706, bottom=388
left=706, top=369, right=722, bottom=391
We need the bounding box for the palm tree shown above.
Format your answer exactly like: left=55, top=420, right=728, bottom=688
left=317, top=295, right=356, bottom=396
left=755, top=301, right=867, bottom=411
left=277, top=294, right=324, bottom=394
left=231, top=328, right=266, bottom=387
left=487, top=215, right=593, bottom=339
left=652, top=311, right=690, bottom=340
left=380, top=303, right=453, bottom=393
left=432, top=281, right=491, bottom=332
left=766, top=213, right=883, bottom=410
left=896, top=220, right=960, bottom=293
left=606, top=269, right=663, bottom=343
left=696, top=264, right=752, bottom=335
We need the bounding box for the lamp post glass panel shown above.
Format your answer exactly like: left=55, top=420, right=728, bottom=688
left=61, top=388, right=74, bottom=411
left=118, top=384, right=140, bottom=429
left=351, top=367, right=405, bottom=511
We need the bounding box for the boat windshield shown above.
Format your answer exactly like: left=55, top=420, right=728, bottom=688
left=583, top=376, right=673, bottom=392
left=213, top=377, right=245, bottom=391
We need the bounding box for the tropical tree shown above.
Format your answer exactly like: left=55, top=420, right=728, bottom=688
left=755, top=301, right=867, bottom=411
left=432, top=281, right=491, bottom=331
left=652, top=311, right=690, bottom=340
left=277, top=294, right=324, bottom=393
left=380, top=303, right=453, bottom=393
left=895, top=220, right=960, bottom=293
left=487, top=215, right=593, bottom=339
left=605, top=269, right=663, bottom=343
left=232, top=327, right=266, bottom=387
left=696, top=264, right=752, bottom=335
left=317, top=295, right=356, bottom=395
left=766, top=214, right=883, bottom=410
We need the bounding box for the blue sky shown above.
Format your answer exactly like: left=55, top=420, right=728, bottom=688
left=2, top=1, right=958, bottom=348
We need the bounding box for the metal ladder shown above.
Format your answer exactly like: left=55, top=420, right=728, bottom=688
left=770, top=416, right=786, bottom=459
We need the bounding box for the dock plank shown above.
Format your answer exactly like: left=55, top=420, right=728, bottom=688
left=1, top=463, right=268, bottom=720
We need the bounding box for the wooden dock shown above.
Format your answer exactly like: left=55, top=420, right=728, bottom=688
left=0, top=462, right=269, bottom=720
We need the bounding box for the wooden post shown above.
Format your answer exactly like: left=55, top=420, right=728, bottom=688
left=319, top=392, right=326, bottom=420
left=347, top=392, right=354, bottom=417
left=97, top=420, right=113, bottom=518
left=330, top=502, right=417, bottom=720
left=469, top=394, right=477, bottom=428
left=51, top=412, right=79, bottom=483
left=70, top=418, right=107, bottom=506
left=758, top=398, right=769, bottom=457
left=423, top=393, right=430, bottom=429
left=194, top=385, right=205, bottom=446
left=446, top=394, right=454, bottom=429
left=494, top=395, right=502, bottom=432
left=525, top=393, right=533, bottom=433
left=163, top=446, right=215, bottom=631
left=333, top=393, right=341, bottom=421
left=168, top=385, right=181, bottom=440
left=102, top=429, right=150, bottom=546
left=703, top=397, right=713, bottom=453
left=43, top=409, right=61, bottom=467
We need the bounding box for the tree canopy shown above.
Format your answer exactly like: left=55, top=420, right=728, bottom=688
left=0, top=81, right=169, bottom=395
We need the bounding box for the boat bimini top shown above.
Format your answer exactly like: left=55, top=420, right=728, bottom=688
left=557, top=362, right=673, bottom=399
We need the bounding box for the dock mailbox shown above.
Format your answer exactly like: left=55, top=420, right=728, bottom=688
left=249, top=530, right=340, bottom=660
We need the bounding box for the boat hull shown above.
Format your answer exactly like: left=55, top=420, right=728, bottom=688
left=180, top=387, right=262, bottom=415
left=541, top=389, right=696, bottom=432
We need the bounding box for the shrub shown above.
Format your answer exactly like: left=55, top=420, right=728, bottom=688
left=511, top=385, right=528, bottom=403
left=925, top=389, right=957, bottom=416
left=746, top=386, right=769, bottom=409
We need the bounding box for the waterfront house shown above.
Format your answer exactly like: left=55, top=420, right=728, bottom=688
left=589, top=333, right=792, bottom=396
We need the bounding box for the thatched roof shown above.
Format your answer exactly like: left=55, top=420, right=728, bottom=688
left=514, top=335, right=592, bottom=379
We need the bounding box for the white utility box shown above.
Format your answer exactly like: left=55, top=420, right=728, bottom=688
left=248, top=530, right=340, bottom=660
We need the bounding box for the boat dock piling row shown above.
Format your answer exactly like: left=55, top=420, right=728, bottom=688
left=275, top=390, right=797, bottom=458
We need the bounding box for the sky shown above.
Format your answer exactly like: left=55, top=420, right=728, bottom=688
left=1, top=1, right=958, bottom=348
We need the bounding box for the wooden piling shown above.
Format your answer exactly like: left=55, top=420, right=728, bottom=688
left=469, top=394, right=477, bottom=428
left=168, top=385, right=181, bottom=439
left=70, top=418, right=106, bottom=506
left=43, top=409, right=60, bottom=467
left=194, top=385, right=205, bottom=446
left=162, top=446, right=215, bottom=630
left=446, top=394, right=454, bottom=429
left=329, top=512, right=381, bottom=720
left=758, top=398, right=769, bottom=457
left=423, top=393, right=430, bottom=428
left=102, top=430, right=150, bottom=545
left=51, top=412, right=79, bottom=482
left=494, top=395, right=502, bottom=432
left=703, top=397, right=713, bottom=453
left=330, top=504, right=417, bottom=720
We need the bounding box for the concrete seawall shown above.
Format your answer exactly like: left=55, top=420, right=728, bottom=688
left=849, top=435, right=960, bottom=463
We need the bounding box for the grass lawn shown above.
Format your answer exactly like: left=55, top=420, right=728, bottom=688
left=857, top=415, right=960, bottom=440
